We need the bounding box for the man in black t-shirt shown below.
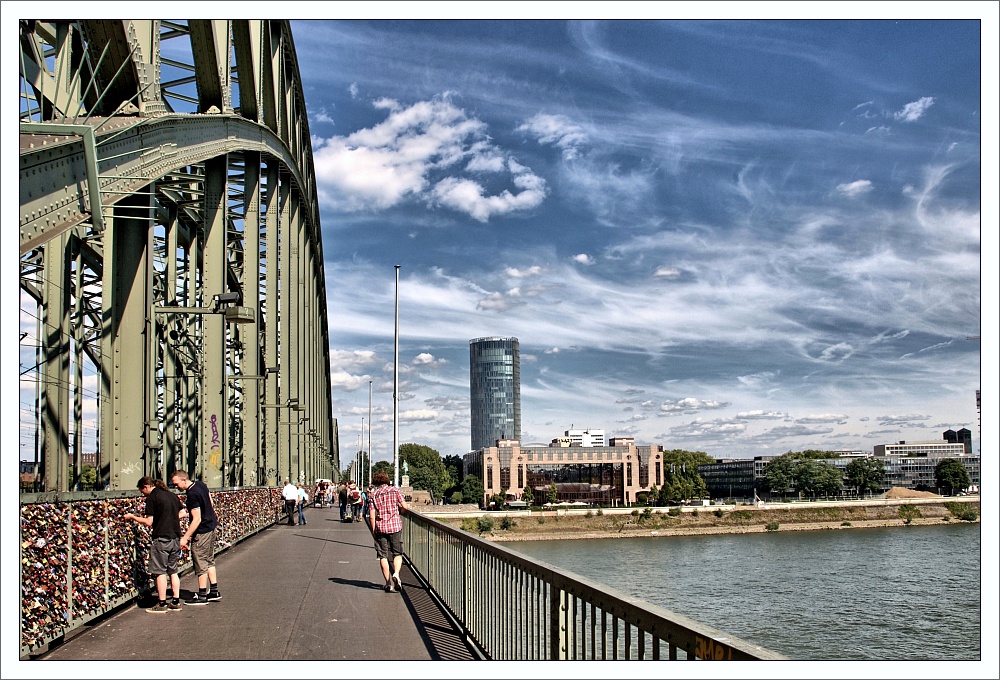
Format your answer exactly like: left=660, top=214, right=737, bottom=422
left=172, top=470, right=222, bottom=605
left=125, top=477, right=183, bottom=613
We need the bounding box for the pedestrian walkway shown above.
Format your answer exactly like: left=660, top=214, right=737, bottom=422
left=38, top=504, right=479, bottom=662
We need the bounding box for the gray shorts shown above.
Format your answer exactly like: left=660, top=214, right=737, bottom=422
left=148, top=536, right=180, bottom=576
left=374, top=531, right=403, bottom=560
left=190, top=529, right=216, bottom=575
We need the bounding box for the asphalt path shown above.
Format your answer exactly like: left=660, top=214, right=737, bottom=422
left=37, top=504, right=479, bottom=663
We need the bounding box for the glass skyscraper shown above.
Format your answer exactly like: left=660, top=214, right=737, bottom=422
left=469, top=337, right=520, bottom=451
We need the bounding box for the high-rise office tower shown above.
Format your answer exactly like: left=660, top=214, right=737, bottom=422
left=469, top=337, right=521, bottom=451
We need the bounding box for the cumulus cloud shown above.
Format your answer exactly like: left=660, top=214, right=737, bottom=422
left=432, top=171, right=546, bottom=222
left=573, top=253, right=595, bottom=265
left=330, top=349, right=379, bottom=372
left=796, top=413, right=849, bottom=424
left=877, top=414, right=931, bottom=426
left=476, top=291, right=524, bottom=312
left=836, top=179, right=873, bottom=197
left=735, top=410, right=786, bottom=420
left=348, top=83, right=359, bottom=99
left=311, top=108, right=334, bottom=124
left=399, top=409, right=439, bottom=422
left=413, top=352, right=448, bottom=368
left=506, top=265, right=543, bottom=278
left=311, top=95, right=546, bottom=221
left=667, top=418, right=747, bottom=437
left=517, top=113, right=589, bottom=160
left=753, top=424, right=835, bottom=440
left=660, top=397, right=729, bottom=414
left=424, top=396, right=466, bottom=411
left=894, top=96, right=935, bottom=122
left=329, top=370, right=373, bottom=391
left=544, top=347, right=560, bottom=354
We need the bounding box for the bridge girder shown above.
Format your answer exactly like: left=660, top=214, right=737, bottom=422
left=18, top=19, right=338, bottom=491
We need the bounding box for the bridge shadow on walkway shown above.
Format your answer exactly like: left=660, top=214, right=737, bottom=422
left=38, top=504, right=479, bottom=662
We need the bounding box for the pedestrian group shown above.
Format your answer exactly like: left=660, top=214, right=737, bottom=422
left=126, top=470, right=408, bottom=614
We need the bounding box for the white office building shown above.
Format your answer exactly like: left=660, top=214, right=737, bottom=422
left=874, top=441, right=966, bottom=457
left=563, top=429, right=606, bottom=447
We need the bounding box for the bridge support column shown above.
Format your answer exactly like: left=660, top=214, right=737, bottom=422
left=201, top=155, right=228, bottom=488
left=41, top=233, right=71, bottom=492
left=101, top=192, right=153, bottom=489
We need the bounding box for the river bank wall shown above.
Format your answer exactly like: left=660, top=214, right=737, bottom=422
left=427, top=496, right=981, bottom=542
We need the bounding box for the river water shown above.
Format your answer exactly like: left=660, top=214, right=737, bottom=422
left=507, top=522, right=982, bottom=661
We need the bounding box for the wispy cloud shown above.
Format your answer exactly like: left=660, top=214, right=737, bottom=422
left=894, top=96, right=935, bottom=122
left=836, top=179, right=873, bottom=197
left=517, top=113, right=589, bottom=160
left=660, top=398, right=730, bottom=414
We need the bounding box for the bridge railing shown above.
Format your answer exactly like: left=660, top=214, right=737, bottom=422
left=402, top=510, right=785, bottom=661
left=18, top=487, right=286, bottom=657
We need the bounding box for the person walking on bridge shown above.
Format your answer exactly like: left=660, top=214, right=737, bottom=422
left=296, top=483, right=309, bottom=525
left=338, top=482, right=350, bottom=522
left=368, top=470, right=409, bottom=593
left=281, top=479, right=299, bottom=526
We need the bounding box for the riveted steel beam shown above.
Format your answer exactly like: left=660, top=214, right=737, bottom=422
left=19, top=20, right=338, bottom=494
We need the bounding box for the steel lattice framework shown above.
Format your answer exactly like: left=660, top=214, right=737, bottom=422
left=18, top=19, right=339, bottom=491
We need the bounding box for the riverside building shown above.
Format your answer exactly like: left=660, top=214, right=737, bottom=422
left=469, top=337, right=521, bottom=452
left=463, top=439, right=666, bottom=507
left=698, top=436, right=980, bottom=501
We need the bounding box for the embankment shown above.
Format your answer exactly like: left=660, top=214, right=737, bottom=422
left=434, top=498, right=980, bottom=542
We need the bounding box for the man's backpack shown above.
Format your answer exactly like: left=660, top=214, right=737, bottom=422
left=350, top=487, right=361, bottom=502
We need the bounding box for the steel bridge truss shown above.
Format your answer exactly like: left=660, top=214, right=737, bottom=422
left=18, top=19, right=339, bottom=491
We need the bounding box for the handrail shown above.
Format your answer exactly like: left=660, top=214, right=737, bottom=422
left=401, top=510, right=785, bottom=660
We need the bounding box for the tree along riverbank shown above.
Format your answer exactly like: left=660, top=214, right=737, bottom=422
left=436, top=499, right=980, bottom=542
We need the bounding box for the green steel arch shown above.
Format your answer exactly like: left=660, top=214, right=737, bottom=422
left=18, top=20, right=339, bottom=491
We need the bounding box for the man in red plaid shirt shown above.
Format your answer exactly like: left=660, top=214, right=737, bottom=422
left=368, top=469, right=410, bottom=593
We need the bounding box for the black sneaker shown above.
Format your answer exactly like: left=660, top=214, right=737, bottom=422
left=184, top=593, right=209, bottom=606
left=147, top=602, right=170, bottom=613
left=206, top=591, right=222, bottom=602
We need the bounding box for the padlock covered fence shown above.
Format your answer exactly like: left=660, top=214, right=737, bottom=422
left=19, top=487, right=287, bottom=656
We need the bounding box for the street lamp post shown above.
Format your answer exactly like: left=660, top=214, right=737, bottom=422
left=393, top=265, right=400, bottom=487
left=368, top=380, right=373, bottom=488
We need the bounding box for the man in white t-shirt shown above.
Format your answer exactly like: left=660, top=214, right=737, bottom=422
left=281, top=480, right=299, bottom=526
left=296, top=483, right=310, bottom=525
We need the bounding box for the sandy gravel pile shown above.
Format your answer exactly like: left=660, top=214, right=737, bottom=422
left=884, top=487, right=941, bottom=499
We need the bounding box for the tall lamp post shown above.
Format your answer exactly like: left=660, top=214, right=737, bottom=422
left=393, top=265, right=400, bottom=487
left=368, top=380, right=373, bottom=488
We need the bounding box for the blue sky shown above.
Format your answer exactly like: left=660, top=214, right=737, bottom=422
left=7, top=8, right=995, bottom=469
left=288, top=14, right=992, bottom=463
